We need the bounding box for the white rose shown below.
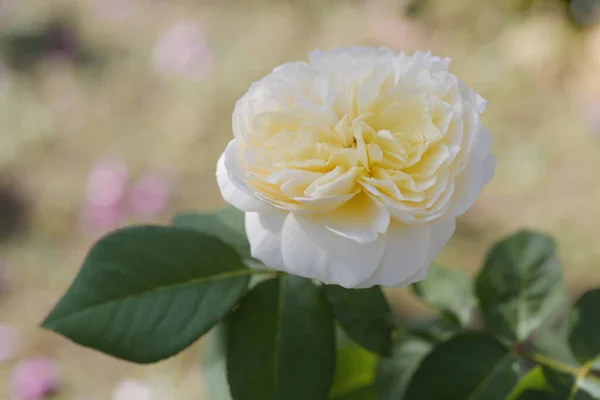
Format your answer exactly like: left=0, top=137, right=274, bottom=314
left=216, top=47, right=495, bottom=288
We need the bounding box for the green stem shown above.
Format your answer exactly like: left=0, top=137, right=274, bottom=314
left=250, top=269, right=278, bottom=276
left=522, top=352, right=582, bottom=376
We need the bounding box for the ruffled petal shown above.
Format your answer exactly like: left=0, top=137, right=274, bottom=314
left=245, top=211, right=287, bottom=271
left=280, top=213, right=386, bottom=288
left=216, top=139, right=273, bottom=212
left=389, top=264, right=430, bottom=288
left=424, top=217, right=456, bottom=265
left=381, top=217, right=456, bottom=288
left=450, top=152, right=495, bottom=218
left=356, top=222, right=431, bottom=287
left=320, top=192, right=390, bottom=244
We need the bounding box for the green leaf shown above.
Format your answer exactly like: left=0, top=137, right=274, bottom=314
left=42, top=226, right=251, bottom=363
left=475, top=230, right=565, bottom=342
left=514, top=390, right=557, bottom=399
left=507, top=367, right=551, bottom=400
left=568, top=289, right=600, bottom=365
left=172, top=206, right=251, bottom=258
left=541, top=367, right=574, bottom=399
left=375, top=336, right=433, bottom=400
left=406, top=317, right=461, bottom=345
left=332, top=386, right=377, bottom=400
left=322, top=285, right=395, bottom=356
left=542, top=362, right=600, bottom=400
left=577, top=369, right=600, bottom=400
left=227, top=275, right=336, bottom=400
left=330, top=343, right=377, bottom=400
left=404, top=332, right=523, bottom=400
left=412, top=265, right=475, bottom=326
left=531, top=327, right=578, bottom=367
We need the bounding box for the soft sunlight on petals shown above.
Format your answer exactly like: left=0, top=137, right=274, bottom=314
left=218, top=47, right=494, bottom=287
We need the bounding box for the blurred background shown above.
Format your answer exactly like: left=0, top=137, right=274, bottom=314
left=1, top=0, right=600, bottom=398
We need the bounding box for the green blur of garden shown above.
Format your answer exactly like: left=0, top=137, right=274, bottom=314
left=1, top=0, right=600, bottom=398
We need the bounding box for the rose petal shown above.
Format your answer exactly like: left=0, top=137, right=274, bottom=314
left=472, top=126, right=492, bottom=162
left=280, top=213, right=386, bottom=288
left=360, top=261, right=429, bottom=290
left=424, top=217, right=456, bottom=265
left=320, top=192, right=390, bottom=244
left=481, top=154, right=496, bottom=186
left=450, top=152, right=495, bottom=217
left=216, top=140, right=272, bottom=213
left=356, top=222, right=431, bottom=287
left=245, top=211, right=286, bottom=271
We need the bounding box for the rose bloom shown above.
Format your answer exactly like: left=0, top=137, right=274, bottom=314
left=216, top=47, right=495, bottom=288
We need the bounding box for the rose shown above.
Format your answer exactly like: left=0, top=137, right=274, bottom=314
left=216, top=47, right=495, bottom=288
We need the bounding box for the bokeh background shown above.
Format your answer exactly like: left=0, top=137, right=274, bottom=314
left=1, top=0, right=600, bottom=398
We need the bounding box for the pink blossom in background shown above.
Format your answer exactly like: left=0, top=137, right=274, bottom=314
left=85, top=159, right=128, bottom=208
left=112, top=379, right=152, bottom=400
left=81, top=204, right=125, bottom=233
left=9, top=357, right=60, bottom=400
left=0, top=325, right=21, bottom=363
left=128, top=174, right=172, bottom=218
left=152, top=21, right=214, bottom=81
left=81, top=159, right=128, bottom=233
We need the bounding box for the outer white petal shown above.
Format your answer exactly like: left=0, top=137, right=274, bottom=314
left=245, top=211, right=287, bottom=271
left=216, top=139, right=272, bottom=212
left=459, top=81, right=488, bottom=113
left=280, top=213, right=386, bottom=288
left=481, top=154, right=496, bottom=186
left=424, top=217, right=456, bottom=265
left=319, top=192, right=390, bottom=245
left=472, top=126, right=492, bottom=162
left=450, top=152, right=496, bottom=218
left=388, top=264, right=430, bottom=289
left=356, top=223, right=431, bottom=288
left=382, top=217, right=456, bottom=288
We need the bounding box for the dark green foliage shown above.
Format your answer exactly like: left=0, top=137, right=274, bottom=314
left=173, top=206, right=251, bottom=259
left=322, top=285, right=396, bottom=356
left=375, top=336, right=432, bottom=399
left=42, top=208, right=600, bottom=399
left=404, top=333, right=522, bottom=400
left=475, top=230, right=566, bottom=341
left=42, top=225, right=251, bottom=363
left=227, top=276, right=336, bottom=400
left=413, top=265, right=475, bottom=326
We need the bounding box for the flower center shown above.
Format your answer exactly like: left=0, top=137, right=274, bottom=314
left=241, top=70, right=462, bottom=218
